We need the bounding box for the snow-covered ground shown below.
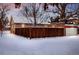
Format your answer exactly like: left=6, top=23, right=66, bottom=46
left=0, top=31, right=79, bottom=55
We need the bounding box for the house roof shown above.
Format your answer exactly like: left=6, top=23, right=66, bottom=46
left=69, top=17, right=78, bottom=19
left=7, top=8, right=33, bottom=24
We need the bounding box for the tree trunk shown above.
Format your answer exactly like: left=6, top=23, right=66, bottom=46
left=34, top=14, right=37, bottom=26
left=59, top=4, right=66, bottom=21
left=33, top=8, right=37, bottom=26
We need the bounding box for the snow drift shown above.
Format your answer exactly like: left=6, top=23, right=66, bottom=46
left=0, top=31, right=79, bottom=55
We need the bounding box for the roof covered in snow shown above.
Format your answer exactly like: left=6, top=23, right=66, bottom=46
left=7, top=8, right=33, bottom=24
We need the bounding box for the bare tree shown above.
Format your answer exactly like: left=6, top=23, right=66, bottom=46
left=23, top=3, right=79, bottom=24
left=44, top=3, right=79, bottom=23
left=75, top=4, right=79, bottom=19
left=0, top=4, right=10, bottom=33
left=23, top=3, right=44, bottom=26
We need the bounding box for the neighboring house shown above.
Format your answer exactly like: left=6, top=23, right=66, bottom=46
left=70, top=19, right=79, bottom=24
left=67, top=19, right=79, bottom=24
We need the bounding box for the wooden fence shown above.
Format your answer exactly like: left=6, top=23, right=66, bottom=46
left=15, top=27, right=65, bottom=38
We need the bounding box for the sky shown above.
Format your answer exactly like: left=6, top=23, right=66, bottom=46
left=66, top=4, right=79, bottom=11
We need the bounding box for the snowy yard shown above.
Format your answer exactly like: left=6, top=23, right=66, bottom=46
left=0, top=31, right=79, bottom=55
